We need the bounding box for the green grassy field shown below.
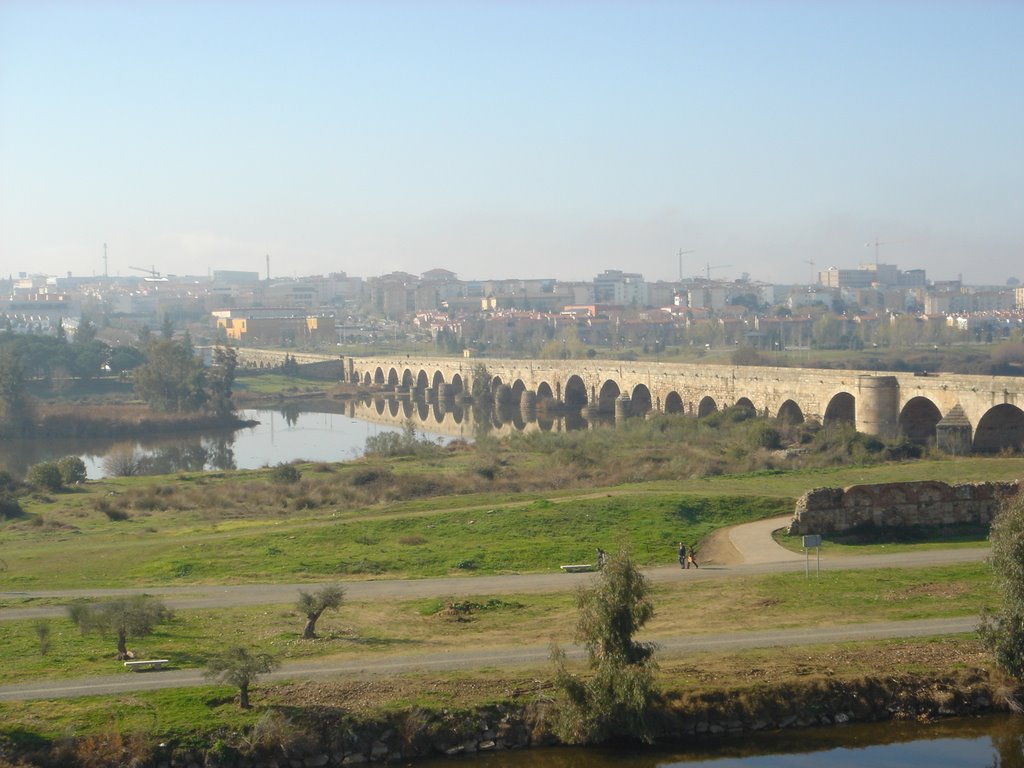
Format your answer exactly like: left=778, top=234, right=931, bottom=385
left=0, top=561, right=996, bottom=687
left=2, top=455, right=1020, bottom=589
left=1, top=427, right=1020, bottom=756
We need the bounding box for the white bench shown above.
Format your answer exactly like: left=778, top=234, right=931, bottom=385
left=560, top=564, right=596, bottom=573
left=124, top=659, right=169, bottom=671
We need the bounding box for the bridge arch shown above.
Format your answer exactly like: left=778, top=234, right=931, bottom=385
left=823, top=392, right=855, bottom=426
left=974, top=404, right=1024, bottom=453
left=631, top=384, right=652, bottom=416
left=735, top=397, right=756, bottom=415
left=415, top=370, right=429, bottom=391
left=450, top=373, right=464, bottom=394
left=899, top=396, right=942, bottom=445
left=511, top=379, right=527, bottom=404
left=665, top=391, right=684, bottom=414
left=697, top=396, right=717, bottom=418
left=387, top=368, right=399, bottom=387
left=537, top=381, right=555, bottom=405
left=373, top=367, right=385, bottom=385
left=387, top=398, right=400, bottom=417
left=565, top=375, right=587, bottom=409
left=416, top=399, right=429, bottom=420
left=401, top=369, right=415, bottom=388
left=777, top=399, right=804, bottom=424
left=598, top=380, right=621, bottom=413
left=431, top=370, right=445, bottom=390
left=363, top=371, right=372, bottom=385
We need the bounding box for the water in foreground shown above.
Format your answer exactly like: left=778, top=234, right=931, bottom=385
left=416, top=715, right=1024, bottom=767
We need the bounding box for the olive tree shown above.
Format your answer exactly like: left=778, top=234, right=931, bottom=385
left=551, top=547, right=657, bottom=744
left=204, top=646, right=280, bottom=709
left=68, top=595, right=171, bottom=659
left=297, top=584, right=345, bottom=639
left=980, top=491, right=1024, bottom=677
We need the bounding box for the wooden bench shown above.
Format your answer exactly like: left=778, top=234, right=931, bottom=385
left=124, top=659, right=169, bottom=671
left=559, top=564, right=596, bottom=573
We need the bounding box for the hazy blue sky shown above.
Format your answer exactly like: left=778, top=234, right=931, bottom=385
left=1, top=1, right=1021, bottom=285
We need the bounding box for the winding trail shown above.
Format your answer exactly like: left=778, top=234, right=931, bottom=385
left=0, top=515, right=990, bottom=700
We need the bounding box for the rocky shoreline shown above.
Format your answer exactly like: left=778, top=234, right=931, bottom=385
left=2, top=671, right=1009, bottom=768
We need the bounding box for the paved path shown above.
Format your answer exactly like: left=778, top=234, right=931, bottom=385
left=0, top=547, right=988, bottom=621
left=0, top=515, right=991, bottom=700
left=727, top=515, right=805, bottom=564
left=0, top=616, right=978, bottom=701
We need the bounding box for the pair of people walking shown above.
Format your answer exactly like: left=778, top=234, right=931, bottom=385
left=678, top=542, right=698, bottom=569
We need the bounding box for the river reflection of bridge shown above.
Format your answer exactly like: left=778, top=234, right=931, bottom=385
left=346, top=394, right=604, bottom=439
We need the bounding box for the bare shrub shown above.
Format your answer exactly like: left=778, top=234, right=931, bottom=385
left=72, top=728, right=153, bottom=768
left=95, top=499, right=129, bottom=521
left=103, top=446, right=141, bottom=477
left=246, top=709, right=317, bottom=759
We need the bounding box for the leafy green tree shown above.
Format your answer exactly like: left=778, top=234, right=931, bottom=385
left=108, top=345, right=145, bottom=375
left=74, top=316, right=97, bottom=345
left=551, top=547, right=657, bottom=744
left=0, top=345, right=32, bottom=436
left=0, top=493, right=24, bottom=520
left=160, top=314, right=175, bottom=340
left=69, top=339, right=110, bottom=380
left=26, top=462, right=62, bottom=491
left=204, top=646, right=280, bottom=708
left=68, top=595, right=171, bottom=659
left=134, top=339, right=207, bottom=412
left=57, top=456, right=88, bottom=485
left=980, top=491, right=1024, bottom=678
left=297, top=585, right=345, bottom=639
left=206, top=345, right=237, bottom=417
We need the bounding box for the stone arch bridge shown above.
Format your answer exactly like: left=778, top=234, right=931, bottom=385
left=342, top=355, right=1024, bottom=453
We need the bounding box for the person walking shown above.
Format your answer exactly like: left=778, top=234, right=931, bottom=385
left=677, top=542, right=687, bottom=569
left=687, top=544, right=699, bottom=569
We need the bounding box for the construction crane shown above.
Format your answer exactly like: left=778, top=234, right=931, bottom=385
left=128, top=265, right=161, bottom=279
left=705, top=262, right=731, bottom=281
left=864, top=238, right=912, bottom=267
left=804, top=258, right=817, bottom=285
left=677, top=248, right=696, bottom=281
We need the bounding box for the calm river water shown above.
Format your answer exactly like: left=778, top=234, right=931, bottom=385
left=416, top=715, right=1024, bottom=767
left=0, top=405, right=451, bottom=479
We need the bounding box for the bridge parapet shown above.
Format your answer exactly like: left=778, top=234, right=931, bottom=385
left=338, top=354, right=1024, bottom=452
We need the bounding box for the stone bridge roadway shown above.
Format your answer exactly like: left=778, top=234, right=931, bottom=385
left=343, top=355, right=1024, bottom=452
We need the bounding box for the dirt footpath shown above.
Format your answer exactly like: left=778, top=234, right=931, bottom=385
left=700, top=515, right=801, bottom=566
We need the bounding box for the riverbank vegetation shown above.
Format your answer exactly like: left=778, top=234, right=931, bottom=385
left=1, top=395, right=1023, bottom=764
left=0, top=330, right=244, bottom=439
left=0, top=636, right=1005, bottom=766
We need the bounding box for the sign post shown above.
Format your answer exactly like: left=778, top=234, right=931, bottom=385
left=802, top=534, right=822, bottom=578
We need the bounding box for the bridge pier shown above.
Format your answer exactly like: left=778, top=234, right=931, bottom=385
left=615, top=394, right=632, bottom=422
left=493, top=384, right=513, bottom=410
left=520, top=390, right=537, bottom=420
left=856, top=375, right=900, bottom=441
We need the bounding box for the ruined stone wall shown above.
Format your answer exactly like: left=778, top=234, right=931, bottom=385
left=789, top=480, right=1020, bottom=535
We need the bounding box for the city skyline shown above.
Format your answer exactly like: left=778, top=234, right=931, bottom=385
left=2, top=1, right=1021, bottom=285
